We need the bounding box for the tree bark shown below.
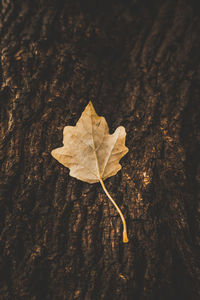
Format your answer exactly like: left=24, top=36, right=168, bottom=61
left=0, top=0, right=200, bottom=299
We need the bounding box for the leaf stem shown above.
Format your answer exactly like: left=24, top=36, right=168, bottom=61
left=99, top=178, right=128, bottom=243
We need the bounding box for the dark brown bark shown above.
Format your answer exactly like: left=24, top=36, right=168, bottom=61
left=0, top=0, right=200, bottom=299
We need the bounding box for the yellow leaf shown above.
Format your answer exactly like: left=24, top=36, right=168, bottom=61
left=51, top=101, right=129, bottom=243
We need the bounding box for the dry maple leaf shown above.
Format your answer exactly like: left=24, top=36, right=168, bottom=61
left=51, top=101, right=129, bottom=243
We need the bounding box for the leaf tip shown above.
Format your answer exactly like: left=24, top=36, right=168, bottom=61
left=51, top=149, right=55, bottom=157
left=88, top=100, right=95, bottom=111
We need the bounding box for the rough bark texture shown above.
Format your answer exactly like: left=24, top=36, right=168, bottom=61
left=0, top=0, right=200, bottom=299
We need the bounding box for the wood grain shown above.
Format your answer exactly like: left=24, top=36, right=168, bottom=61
left=0, top=0, right=200, bottom=299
